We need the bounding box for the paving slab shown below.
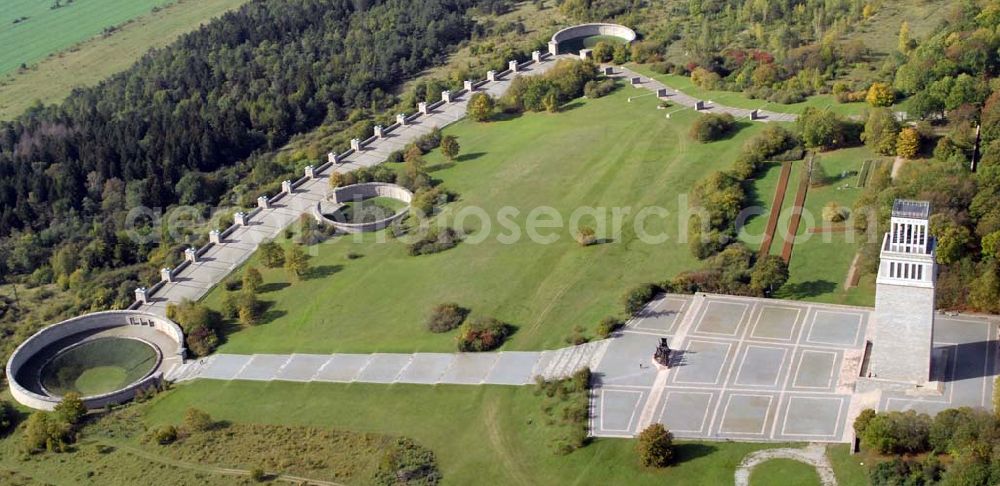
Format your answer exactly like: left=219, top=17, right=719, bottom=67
left=438, top=353, right=500, bottom=384
left=631, top=296, right=687, bottom=334
left=670, top=339, right=734, bottom=386
left=597, top=388, right=646, bottom=435
left=804, top=310, right=864, bottom=347
left=485, top=352, right=543, bottom=385
left=750, top=305, right=801, bottom=342
left=693, top=300, right=749, bottom=337
left=731, top=344, right=790, bottom=388
left=199, top=354, right=253, bottom=380
left=717, top=392, right=774, bottom=437
left=777, top=395, right=845, bottom=439
left=312, top=354, right=373, bottom=382
left=657, top=390, right=716, bottom=436
left=274, top=354, right=332, bottom=382
left=356, top=354, right=413, bottom=383
left=791, top=349, right=840, bottom=391
left=396, top=353, right=456, bottom=384
left=237, top=354, right=291, bottom=381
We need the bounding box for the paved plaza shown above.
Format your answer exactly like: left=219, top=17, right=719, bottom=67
left=590, top=293, right=997, bottom=443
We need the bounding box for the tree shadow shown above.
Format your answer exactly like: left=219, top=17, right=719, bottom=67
left=307, top=264, right=342, bottom=280
left=492, top=111, right=523, bottom=122
left=456, top=152, right=485, bottom=162
left=259, top=282, right=290, bottom=294
left=558, top=101, right=585, bottom=112
left=672, top=443, right=718, bottom=465
left=777, top=280, right=837, bottom=299
left=427, top=162, right=456, bottom=172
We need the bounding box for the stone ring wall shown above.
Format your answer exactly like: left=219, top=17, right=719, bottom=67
left=5, top=311, right=185, bottom=411
left=549, top=23, right=637, bottom=55
left=315, top=182, right=414, bottom=234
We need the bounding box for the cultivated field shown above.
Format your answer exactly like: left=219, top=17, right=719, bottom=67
left=0, top=0, right=249, bottom=119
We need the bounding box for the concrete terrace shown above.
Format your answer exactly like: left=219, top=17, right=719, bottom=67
left=589, top=293, right=997, bottom=443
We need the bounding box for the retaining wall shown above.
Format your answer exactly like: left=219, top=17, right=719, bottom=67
left=550, top=23, right=636, bottom=54
left=6, top=311, right=185, bottom=411
left=317, top=183, right=414, bottom=234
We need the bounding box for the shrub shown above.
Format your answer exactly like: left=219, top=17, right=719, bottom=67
left=22, top=411, right=72, bottom=453
left=251, top=467, right=266, bottom=482
left=860, top=410, right=931, bottom=454
left=186, top=325, right=220, bottom=357
left=623, top=283, right=657, bottom=316
left=823, top=202, right=849, bottom=222
left=467, top=92, right=495, bottom=122
left=689, top=113, right=736, bottom=142
left=283, top=244, right=310, bottom=281
left=0, top=400, right=15, bottom=435
left=440, top=135, right=460, bottom=161
left=408, top=227, right=461, bottom=256
left=575, top=226, right=596, bottom=246
left=386, top=150, right=404, bottom=163
left=242, top=266, right=263, bottom=294
left=54, top=393, right=86, bottom=426
left=150, top=425, right=178, bottom=445
left=373, top=438, right=441, bottom=486
left=259, top=240, right=285, bottom=268
left=564, top=325, right=588, bottom=345
left=596, top=316, right=624, bottom=338
left=183, top=408, right=214, bottom=432
left=635, top=423, right=674, bottom=467
left=809, top=159, right=830, bottom=187
left=426, top=303, right=468, bottom=333
left=456, top=317, right=511, bottom=352
left=223, top=276, right=242, bottom=291
left=583, top=78, right=616, bottom=99
left=853, top=408, right=877, bottom=437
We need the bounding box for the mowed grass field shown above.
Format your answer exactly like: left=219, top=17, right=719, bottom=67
left=0, top=0, right=249, bottom=119
left=202, top=87, right=767, bottom=354
left=143, top=380, right=801, bottom=485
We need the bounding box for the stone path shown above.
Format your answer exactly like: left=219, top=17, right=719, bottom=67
left=165, top=340, right=609, bottom=385
left=612, top=65, right=800, bottom=122
left=733, top=443, right=837, bottom=486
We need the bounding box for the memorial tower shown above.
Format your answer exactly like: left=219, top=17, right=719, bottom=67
left=869, top=200, right=937, bottom=384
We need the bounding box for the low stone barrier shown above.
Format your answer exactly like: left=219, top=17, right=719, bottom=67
left=5, top=311, right=185, bottom=411
left=316, top=182, right=414, bottom=234
left=549, top=23, right=637, bottom=55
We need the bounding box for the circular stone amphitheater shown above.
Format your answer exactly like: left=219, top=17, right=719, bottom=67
left=548, top=22, right=636, bottom=55
left=315, top=182, right=413, bottom=233
left=6, top=311, right=185, bottom=411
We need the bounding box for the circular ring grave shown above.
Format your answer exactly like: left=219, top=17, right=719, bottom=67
left=315, top=182, right=413, bottom=233
left=6, top=311, right=185, bottom=411
left=550, top=23, right=636, bottom=54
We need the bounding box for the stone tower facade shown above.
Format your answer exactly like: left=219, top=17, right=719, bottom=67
left=869, top=200, right=937, bottom=384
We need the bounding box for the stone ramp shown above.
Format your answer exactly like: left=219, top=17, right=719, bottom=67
left=169, top=341, right=609, bottom=386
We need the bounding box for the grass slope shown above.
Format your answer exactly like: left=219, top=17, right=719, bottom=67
left=144, top=380, right=796, bottom=485
left=0, top=0, right=249, bottom=119
left=203, top=87, right=765, bottom=354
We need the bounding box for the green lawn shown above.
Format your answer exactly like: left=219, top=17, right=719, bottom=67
left=827, top=444, right=871, bottom=485
left=775, top=146, right=881, bottom=306
left=41, top=338, right=158, bottom=396
left=0, top=0, right=177, bottom=75
left=749, top=458, right=822, bottom=486
left=0, top=0, right=249, bottom=119
left=142, top=379, right=797, bottom=485
left=204, top=87, right=766, bottom=354
left=627, top=64, right=870, bottom=117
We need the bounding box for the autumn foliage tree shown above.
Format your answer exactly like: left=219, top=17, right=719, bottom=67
left=467, top=92, right=495, bottom=122
left=866, top=82, right=895, bottom=107
left=896, top=128, right=920, bottom=159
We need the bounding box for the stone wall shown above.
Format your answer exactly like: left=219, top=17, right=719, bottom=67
left=316, top=183, right=414, bottom=234
left=6, top=311, right=185, bottom=411
left=550, top=23, right=637, bottom=54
